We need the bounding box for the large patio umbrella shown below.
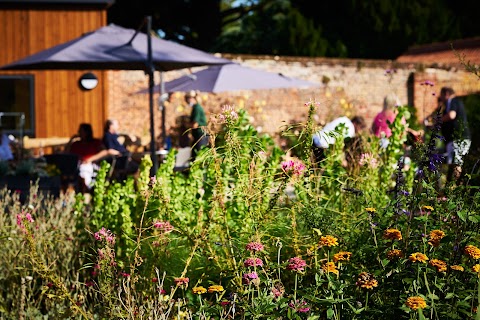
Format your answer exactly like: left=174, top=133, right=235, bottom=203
left=137, top=63, right=319, bottom=94
left=0, top=17, right=232, bottom=174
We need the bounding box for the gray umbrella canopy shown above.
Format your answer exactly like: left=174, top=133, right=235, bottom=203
left=0, top=21, right=232, bottom=174
left=0, top=24, right=231, bottom=71
left=138, top=63, right=319, bottom=94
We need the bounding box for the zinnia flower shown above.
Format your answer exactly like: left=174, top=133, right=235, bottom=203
left=318, top=235, right=339, bottom=247
left=356, top=272, right=378, bottom=289
left=450, top=265, right=464, bottom=272
left=464, top=245, right=480, bottom=259
left=428, top=230, right=445, bottom=247
left=429, top=259, right=447, bottom=272
left=287, top=257, right=307, bottom=272
left=208, top=285, right=224, bottom=293
left=244, top=257, right=263, bottom=267
left=383, top=228, right=402, bottom=241
left=409, top=252, right=429, bottom=263
left=365, top=207, right=376, bottom=213
left=422, top=205, right=434, bottom=211
left=405, top=296, right=427, bottom=310
left=174, top=277, right=189, bottom=287
left=245, top=242, right=264, bottom=252
left=386, top=249, right=404, bottom=260
left=472, top=264, right=480, bottom=273
left=333, top=251, right=352, bottom=263
left=192, top=286, right=207, bottom=294
left=322, top=262, right=339, bottom=276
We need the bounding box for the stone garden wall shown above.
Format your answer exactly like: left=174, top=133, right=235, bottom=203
left=107, top=54, right=480, bottom=148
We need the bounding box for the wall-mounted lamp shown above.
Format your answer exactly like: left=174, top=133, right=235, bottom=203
left=78, top=72, right=98, bottom=90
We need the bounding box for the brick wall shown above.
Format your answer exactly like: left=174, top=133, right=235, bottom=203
left=107, top=54, right=480, bottom=148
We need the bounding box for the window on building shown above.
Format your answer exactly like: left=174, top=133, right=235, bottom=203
left=0, top=75, right=35, bottom=137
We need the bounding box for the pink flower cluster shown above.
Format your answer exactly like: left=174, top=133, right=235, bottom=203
left=242, top=271, right=259, bottom=285
left=287, top=257, right=307, bottom=272
left=281, top=160, right=306, bottom=176
left=246, top=241, right=264, bottom=252
left=359, top=153, right=378, bottom=168
left=218, top=105, right=238, bottom=123
left=16, top=212, right=34, bottom=232
left=304, top=99, right=321, bottom=107
left=94, top=228, right=116, bottom=245
left=244, top=257, right=263, bottom=267
left=153, top=221, right=174, bottom=233
left=288, top=299, right=310, bottom=313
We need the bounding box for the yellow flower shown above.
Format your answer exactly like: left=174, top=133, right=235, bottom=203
left=383, top=228, right=403, bottom=241
left=192, top=286, right=207, bottom=295
left=464, top=245, right=480, bottom=259
left=472, top=264, right=480, bottom=273
left=208, top=285, right=224, bottom=293
left=405, top=296, right=427, bottom=310
left=422, top=205, right=434, bottom=211
left=429, top=230, right=445, bottom=240
left=386, top=249, right=404, bottom=260
left=365, top=207, right=376, bottom=213
left=333, top=251, right=352, bottom=263
left=318, top=235, right=339, bottom=247
left=450, top=265, right=464, bottom=272
left=356, top=272, right=378, bottom=290
left=322, top=262, right=339, bottom=276
left=429, top=259, right=447, bottom=272
left=409, top=252, right=429, bottom=263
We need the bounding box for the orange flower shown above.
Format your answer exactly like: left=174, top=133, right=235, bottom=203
left=464, top=245, right=480, bottom=259
left=383, top=229, right=402, bottom=241
left=192, top=286, right=207, bottom=294
left=429, top=230, right=445, bottom=240
left=450, top=265, right=464, bottom=272
left=333, top=251, right=352, bottom=263
left=405, top=296, right=427, bottom=310
left=365, top=207, right=376, bottom=213
left=386, top=249, right=404, bottom=260
left=208, top=285, right=224, bottom=293
left=422, top=205, right=434, bottom=212
left=472, top=264, right=480, bottom=273
left=322, top=262, right=339, bottom=276
left=318, top=235, right=339, bottom=247
left=409, top=252, right=429, bottom=263
left=356, top=272, right=378, bottom=290
left=429, top=259, right=447, bottom=272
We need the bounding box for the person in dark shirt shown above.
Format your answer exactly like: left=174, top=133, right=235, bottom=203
left=439, top=87, right=471, bottom=183
left=185, top=91, right=209, bottom=162
left=103, top=119, right=139, bottom=175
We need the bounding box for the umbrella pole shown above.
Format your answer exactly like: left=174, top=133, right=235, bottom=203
left=146, top=16, right=158, bottom=176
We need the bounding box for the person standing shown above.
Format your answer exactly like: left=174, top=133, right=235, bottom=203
left=185, top=90, right=209, bottom=162
left=439, top=86, right=471, bottom=183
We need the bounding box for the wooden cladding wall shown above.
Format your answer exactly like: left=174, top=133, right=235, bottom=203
left=0, top=8, right=108, bottom=139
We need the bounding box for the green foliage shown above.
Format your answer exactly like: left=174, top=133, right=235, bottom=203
left=3, top=102, right=480, bottom=319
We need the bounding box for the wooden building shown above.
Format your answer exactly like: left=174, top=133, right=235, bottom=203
left=0, top=0, right=113, bottom=146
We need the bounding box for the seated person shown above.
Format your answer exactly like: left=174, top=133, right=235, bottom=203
left=102, top=119, right=139, bottom=175
left=66, top=123, right=120, bottom=192
left=0, top=127, right=14, bottom=161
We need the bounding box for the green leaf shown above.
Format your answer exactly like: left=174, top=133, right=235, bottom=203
left=326, top=308, right=334, bottom=319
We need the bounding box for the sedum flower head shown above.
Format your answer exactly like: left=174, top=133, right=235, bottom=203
left=409, top=252, right=429, bottom=263
left=318, top=235, right=339, bottom=247
left=281, top=159, right=306, bottom=176
left=333, top=251, right=352, bottom=263
left=383, top=228, right=403, bottom=241
left=405, top=296, right=427, bottom=310
left=464, top=245, right=480, bottom=259
left=192, top=286, right=207, bottom=295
